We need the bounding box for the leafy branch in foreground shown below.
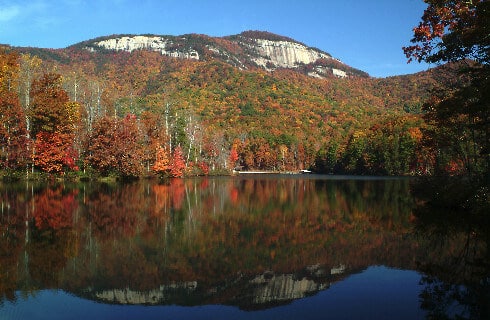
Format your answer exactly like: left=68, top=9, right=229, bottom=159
left=404, top=0, right=489, bottom=175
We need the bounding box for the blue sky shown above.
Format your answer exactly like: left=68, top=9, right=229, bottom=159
left=0, top=0, right=432, bottom=77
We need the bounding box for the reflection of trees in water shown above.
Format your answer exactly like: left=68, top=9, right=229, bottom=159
left=0, top=177, right=488, bottom=312
left=1, top=178, right=417, bottom=302
left=33, top=187, right=77, bottom=230
left=419, top=276, right=489, bottom=320
left=0, top=183, right=28, bottom=302
left=0, top=183, right=79, bottom=301
left=412, top=177, right=490, bottom=320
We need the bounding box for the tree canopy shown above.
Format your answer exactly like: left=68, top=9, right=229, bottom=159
left=403, top=0, right=489, bottom=65
left=404, top=0, right=489, bottom=175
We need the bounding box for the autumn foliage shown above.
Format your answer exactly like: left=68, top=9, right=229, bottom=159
left=404, top=0, right=489, bottom=175
left=0, top=91, right=29, bottom=170
left=1, top=10, right=486, bottom=178
left=84, top=115, right=144, bottom=177
left=0, top=43, right=443, bottom=178
left=28, top=72, right=81, bottom=174
left=0, top=49, right=29, bottom=170
left=403, top=0, right=487, bottom=64
left=34, top=132, right=78, bottom=173
left=170, top=146, right=186, bottom=178
left=152, top=146, right=170, bottom=174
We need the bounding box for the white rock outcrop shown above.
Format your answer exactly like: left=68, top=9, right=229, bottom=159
left=243, top=39, right=332, bottom=69
left=83, top=34, right=356, bottom=78
left=332, top=68, right=347, bottom=78
left=91, top=36, right=199, bottom=60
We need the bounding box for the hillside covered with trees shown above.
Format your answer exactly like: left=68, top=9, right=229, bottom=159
left=0, top=16, right=487, bottom=179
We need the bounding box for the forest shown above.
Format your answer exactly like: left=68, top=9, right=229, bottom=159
left=0, top=1, right=488, bottom=180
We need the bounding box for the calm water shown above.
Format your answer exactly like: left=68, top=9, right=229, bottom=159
left=0, top=175, right=488, bottom=319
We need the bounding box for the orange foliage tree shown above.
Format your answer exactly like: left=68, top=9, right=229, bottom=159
left=0, top=49, right=29, bottom=170
left=34, top=132, right=78, bottom=173
left=152, top=146, right=171, bottom=175
left=30, top=73, right=80, bottom=173
left=403, top=0, right=487, bottom=64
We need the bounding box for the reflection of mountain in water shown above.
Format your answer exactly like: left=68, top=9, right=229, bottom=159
left=91, top=281, right=198, bottom=305
left=1, top=177, right=488, bottom=317
left=81, top=265, right=349, bottom=309
left=248, top=271, right=328, bottom=305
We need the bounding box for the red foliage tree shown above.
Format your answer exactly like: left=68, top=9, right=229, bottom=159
left=84, top=116, right=118, bottom=174
left=116, top=114, right=144, bottom=177
left=170, top=145, right=186, bottom=178
left=34, top=132, right=78, bottom=173
left=85, top=114, right=144, bottom=177
left=229, top=146, right=239, bottom=170
left=197, top=161, right=210, bottom=175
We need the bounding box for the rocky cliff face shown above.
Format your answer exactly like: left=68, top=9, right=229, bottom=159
left=234, top=35, right=350, bottom=78
left=81, top=31, right=367, bottom=78
left=241, top=38, right=332, bottom=68
left=90, top=35, right=200, bottom=60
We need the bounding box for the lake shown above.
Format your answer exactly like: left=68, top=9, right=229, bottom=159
left=0, top=175, right=488, bottom=319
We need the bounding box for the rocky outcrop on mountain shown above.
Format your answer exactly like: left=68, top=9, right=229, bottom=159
left=78, top=31, right=368, bottom=78
left=88, top=35, right=200, bottom=60
left=240, top=38, right=333, bottom=68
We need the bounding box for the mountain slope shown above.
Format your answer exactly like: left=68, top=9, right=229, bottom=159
left=72, top=31, right=368, bottom=79
left=14, top=31, right=436, bottom=148
left=7, top=30, right=446, bottom=174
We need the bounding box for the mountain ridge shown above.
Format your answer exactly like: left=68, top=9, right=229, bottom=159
left=68, top=30, right=369, bottom=79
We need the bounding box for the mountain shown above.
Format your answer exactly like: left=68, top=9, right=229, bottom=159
left=7, top=30, right=447, bottom=175
left=71, top=30, right=369, bottom=79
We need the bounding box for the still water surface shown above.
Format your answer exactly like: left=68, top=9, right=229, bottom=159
left=0, top=175, right=487, bottom=319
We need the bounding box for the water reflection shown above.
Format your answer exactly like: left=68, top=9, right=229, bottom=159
left=0, top=176, right=488, bottom=317
left=412, top=177, right=490, bottom=319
